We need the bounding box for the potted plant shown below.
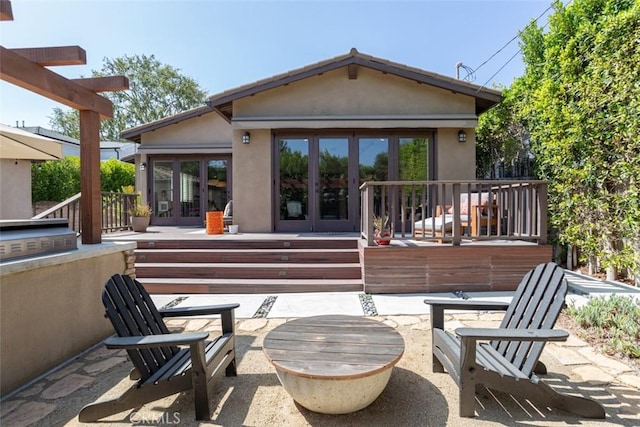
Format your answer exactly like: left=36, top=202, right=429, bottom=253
left=373, top=214, right=391, bottom=245
left=129, top=201, right=152, bottom=232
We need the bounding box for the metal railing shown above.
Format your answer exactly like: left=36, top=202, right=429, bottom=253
left=360, top=180, right=548, bottom=246
left=33, top=192, right=138, bottom=235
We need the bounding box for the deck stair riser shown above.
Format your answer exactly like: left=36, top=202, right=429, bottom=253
left=135, top=249, right=359, bottom=264
left=133, top=238, right=363, bottom=294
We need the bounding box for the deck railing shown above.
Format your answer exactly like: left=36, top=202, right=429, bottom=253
left=360, top=180, right=548, bottom=246
left=33, top=192, right=138, bottom=235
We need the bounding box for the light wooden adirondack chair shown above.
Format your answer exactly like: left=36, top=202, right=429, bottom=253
left=424, top=262, right=605, bottom=418
left=79, top=274, right=239, bottom=422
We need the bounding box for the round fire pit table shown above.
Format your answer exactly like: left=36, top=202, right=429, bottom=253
left=263, top=315, right=404, bottom=414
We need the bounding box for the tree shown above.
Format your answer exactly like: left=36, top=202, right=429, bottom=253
left=476, top=84, right=530, bottom=179
left=48, top=54, right=208, bottom=141
left=515, top=0, right=640, bottom=281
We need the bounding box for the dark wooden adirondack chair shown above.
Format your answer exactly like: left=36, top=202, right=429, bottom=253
left=424, top=262, right=605, bottom=418
left=79, top=274, right=239, bottom=422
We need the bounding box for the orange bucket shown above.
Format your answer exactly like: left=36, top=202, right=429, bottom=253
left=206, top=211, right=224, bottom=235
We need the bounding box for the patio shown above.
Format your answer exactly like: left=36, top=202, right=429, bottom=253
left=2, top=289, right=639, bottom=426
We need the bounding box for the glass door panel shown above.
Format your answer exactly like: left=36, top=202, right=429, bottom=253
left=206, top=159, right=229, bottom=212
left=278, top=138, right=311, bottom=230
left=178, top=160, right=201, bottom=223
left=358, top=137, right=389, bottom=218
left=152, top=160, right=174, bottom=223
left=399, top=136, right=430, bottom=229
left=316, top=137, right=350, bottom=231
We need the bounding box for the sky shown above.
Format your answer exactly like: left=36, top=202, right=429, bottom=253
left=0, top=0, right=556, bottom=129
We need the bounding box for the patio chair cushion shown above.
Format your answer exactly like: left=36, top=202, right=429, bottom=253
left=414, top=215, right=454, bottom=231
left=448, top=192, right=493, bottom=215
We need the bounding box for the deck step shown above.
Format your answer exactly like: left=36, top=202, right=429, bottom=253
left=135, top=263, right=362, bottom=280
left=136, top=239, right=358, bottom=250
left=132, top=236, right=364, bottom=293
left=135, top=248, right=359, bottom=264
left=137, top=278, right=364, bottom=294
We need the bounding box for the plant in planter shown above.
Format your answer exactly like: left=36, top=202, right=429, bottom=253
left=373, top=214, right=391, bottom=245
left=129, top=202, right=152, bottom=232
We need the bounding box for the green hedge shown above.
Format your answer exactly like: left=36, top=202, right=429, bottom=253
left=32, top=157, right=135, bottom=202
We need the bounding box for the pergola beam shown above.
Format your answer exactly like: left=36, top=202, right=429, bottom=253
left=10, top=46, right=87, bottom=66
left=73, top=76, right=129, bottom=92
left=0, top=0, right=13, bottom=21
left=0, top=46, right=113, bottom=118
left=1, top=0, right=129, bottom=245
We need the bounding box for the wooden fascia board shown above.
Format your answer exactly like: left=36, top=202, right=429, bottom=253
left=0, top=0, right=13, bottom=20
left=0, top=46, right=113, bottom=118
left=73, top=76, right=129, bottom=92
left=10, top=46, right=87, bottom=66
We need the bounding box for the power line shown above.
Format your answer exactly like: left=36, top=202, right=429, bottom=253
left=473, top=1, right=559, bottom=92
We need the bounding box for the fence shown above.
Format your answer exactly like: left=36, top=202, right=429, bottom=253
left=33, top=192, right=138, bottom=235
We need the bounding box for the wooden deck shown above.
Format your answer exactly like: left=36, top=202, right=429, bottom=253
left=106, top=228, right=553, bottom=294
left=360, top=239, right=552, bottom=294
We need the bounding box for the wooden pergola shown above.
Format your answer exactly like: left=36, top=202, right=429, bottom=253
left=0, top=0, right=129, bottom=243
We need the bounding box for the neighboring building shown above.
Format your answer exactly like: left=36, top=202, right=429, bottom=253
left=122, top=49, right=502, bottom=232
left=19, top=126, right=137, bottom=161
left=0, top=124, right=63, bottom=219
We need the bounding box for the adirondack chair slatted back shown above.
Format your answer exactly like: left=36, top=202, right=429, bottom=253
left=102, top=274, right=180, bottom=381
left=492, top=262, right=567, bottom=377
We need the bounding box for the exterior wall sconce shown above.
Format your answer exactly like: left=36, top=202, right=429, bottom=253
left=458, top=130, right=467, bottom=143
left=242, top=132, right=251, bottom=144
left=139, top=162, right=147, bottom=171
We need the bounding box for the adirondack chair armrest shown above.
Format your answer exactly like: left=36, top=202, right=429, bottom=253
left=104, top=332, right=210, bottom=349
left=425, top=299, right=511, bottom=331
left=455, top=327, right=569, bottom=342
left=160, top=303, right=240, bottom=318
left=424, top=299, right=510, bottom=311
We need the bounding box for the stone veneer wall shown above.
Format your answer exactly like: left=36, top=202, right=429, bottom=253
left=0, top=242, right=136, bottom=395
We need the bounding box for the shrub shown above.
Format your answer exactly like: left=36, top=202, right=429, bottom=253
left=32, top=157, right=135, bottom=202
left=566, top=294, right=640, bottom=359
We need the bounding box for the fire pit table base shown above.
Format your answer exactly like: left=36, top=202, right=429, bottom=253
left=263, top=315, right=405, bottom=414
left=275, top=366, right=393, bottom=414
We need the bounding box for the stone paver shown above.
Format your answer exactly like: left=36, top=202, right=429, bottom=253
left=386, top=315, right=421, bottom=326
left=573, top=366, right=615, bottom=385
left=1, top=401, right=56, bottom=426
left=83, top=356, right=127, bottom=375
left=238, top=318, right=268, bottom=331
left=184, top=318, right=210, bottom=331
left=618, top=374, right=640, bottom=389
left=546, top=343, right=591, bottom=365
left=41, top=373, right=94, bottom=400
left=578, top=347, right=634, bottom=375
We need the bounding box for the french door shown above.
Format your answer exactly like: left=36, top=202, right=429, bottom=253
left=150, top=157, right=231, bottom=226
left=275, top=135, right=356, bottom=232
left=274, top=131, right=434, bottom=233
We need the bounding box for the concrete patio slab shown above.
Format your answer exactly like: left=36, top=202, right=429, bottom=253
left=267, top=292, right=363, bottom=317
left=159, top=294, right=270, bottom=319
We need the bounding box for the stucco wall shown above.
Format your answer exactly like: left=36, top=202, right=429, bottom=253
left=234, top=67, right=475, bottom=117
left=437, top=128, right=476, bottom=180
left=0, top=242, right=136, bottom=395
left=140, top=112, right=231, bottom=146
left=231, top=129, right=272, bottom=232
left=0, top=159, right=32, bottom=219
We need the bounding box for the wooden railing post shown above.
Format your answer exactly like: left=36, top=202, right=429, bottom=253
left=538, top=183, right=548, bottom=245
left=367, top=184, right=375, bottom=246
left=452, top=183, right=461, bottom=246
